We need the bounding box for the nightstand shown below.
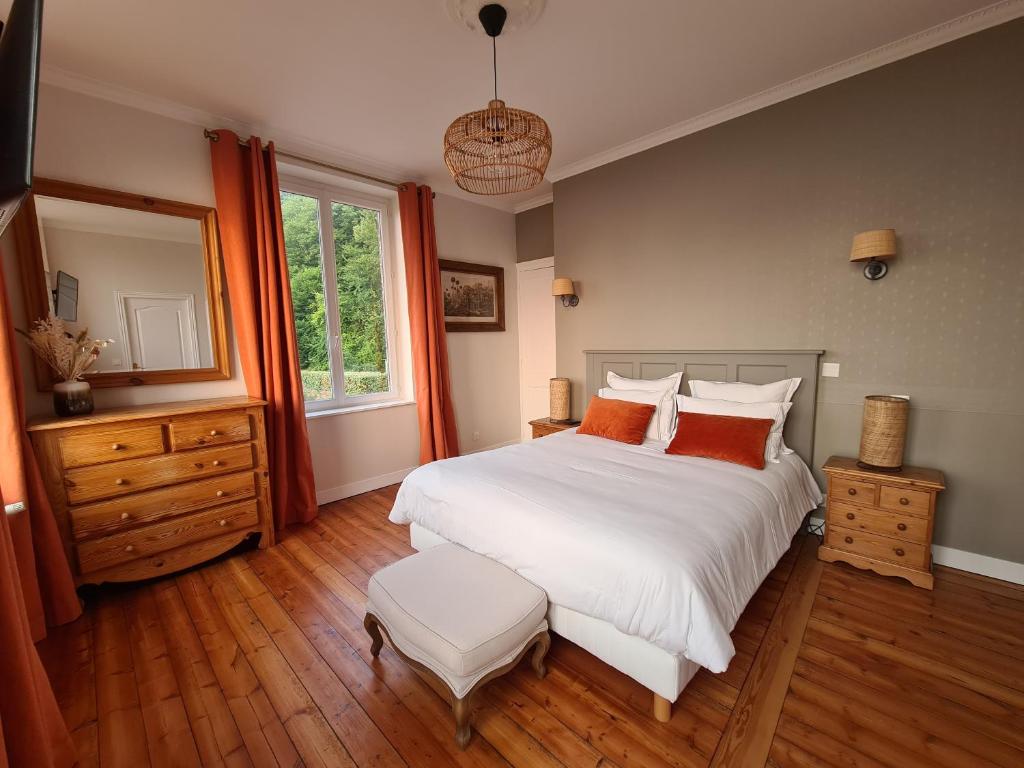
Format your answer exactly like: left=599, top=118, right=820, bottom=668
left=818, top=456, right=945, bottom=589
left=529, top=418, right=580, bottom=439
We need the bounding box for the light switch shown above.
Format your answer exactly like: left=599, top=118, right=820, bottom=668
left=821, top=362, right=840, bottom=378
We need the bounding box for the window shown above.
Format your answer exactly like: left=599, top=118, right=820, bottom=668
left=280, top=179, right=399, bottom=412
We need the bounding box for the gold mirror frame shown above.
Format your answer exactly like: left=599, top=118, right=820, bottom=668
left=12, top=178, right=231, bottom=389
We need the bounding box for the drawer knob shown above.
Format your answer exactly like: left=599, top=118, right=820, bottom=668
left=216, top=490, right=226, bottom=498
left=210, top=429, right=219, bottom=436
left=897, top=522, right=907, bottom=531
left=844, top=536, right=853, bottom=544
left=899, top=497, right=910, bottom=506
left=894, top=547, right=905, bottom=557
left=212, top=460, right=222, bottom=467
left=845, top=512, right=855, bottom=520
left=847, top=488, right=857, bottom=496
left=115, top=478, right=127, bottom=486
left=120, top=512, right=130, bottom=521
left=111, top=442, right=123, bottom=451
left=219, top=519, right=228, bottom=527
left=125, top=544, right=135, bottom=553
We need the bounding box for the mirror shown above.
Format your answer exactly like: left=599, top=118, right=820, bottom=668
left=12, top=178, right=230, bottom=388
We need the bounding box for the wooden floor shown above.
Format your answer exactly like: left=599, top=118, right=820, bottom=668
left=39, top=485, right=1024, bottom=768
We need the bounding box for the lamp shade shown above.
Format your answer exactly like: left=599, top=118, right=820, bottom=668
left=850, top=229, right=897, bottom=262
left=858, top=395, right=909, bottom=470
left=552, top=277, right=574, bottom=296
left=550, top=377, right=571, bottom=422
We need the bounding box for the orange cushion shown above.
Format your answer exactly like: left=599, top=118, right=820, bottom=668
left=578, top=396, right=657, bottom=445
left=666, top=412, right=774, bottom=469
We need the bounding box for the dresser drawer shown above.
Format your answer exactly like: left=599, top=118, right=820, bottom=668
left=826, top=525, right=928, bottom=569
left=59, top=424, right=165, bottom=469
left=170, top=410, right=251, bottom=451
left=879, top=485, right=931, bottom=517
left=829, top=476, right=878, bottom=506
left=65, top=443, right=254, bottom=505
left=70, top=471, right=257, bottom=541
left=827, top=499, right=928, bottom=544
left=77, top=498, right=259, bottom=575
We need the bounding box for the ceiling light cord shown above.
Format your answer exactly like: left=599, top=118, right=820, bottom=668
left=492, top=36, right=498, bottom=101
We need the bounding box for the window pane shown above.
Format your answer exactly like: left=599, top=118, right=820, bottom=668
left=331, top=202, right=390, bottom=396
left=280, top=191, right=333, bottom=401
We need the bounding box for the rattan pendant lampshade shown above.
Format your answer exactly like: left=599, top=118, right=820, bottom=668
left=444, top=4, right=551, bottom=195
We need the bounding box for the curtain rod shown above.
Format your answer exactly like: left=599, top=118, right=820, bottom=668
left=204, top=129, right=402, bottom=190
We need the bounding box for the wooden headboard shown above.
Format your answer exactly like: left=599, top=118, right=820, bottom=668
left=584, top=349, right=824, bottom=464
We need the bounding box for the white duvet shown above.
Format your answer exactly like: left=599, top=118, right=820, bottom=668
left=389, top=429, right=822, bottom=673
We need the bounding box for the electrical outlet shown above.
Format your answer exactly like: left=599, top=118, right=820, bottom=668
left=821, top=362, right=840, bottom=378
left=472, top=431, right=480, bottom=442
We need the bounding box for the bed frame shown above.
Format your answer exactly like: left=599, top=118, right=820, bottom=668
left=413, top=348, right=823, bottom=722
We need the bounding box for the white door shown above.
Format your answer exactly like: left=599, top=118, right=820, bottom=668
left=517, top=258, right=556, bottom=441
left=118, top=293, right=201, bottom=371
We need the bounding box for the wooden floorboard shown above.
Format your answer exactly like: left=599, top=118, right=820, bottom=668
left=39, top=485, right=1024, bottom=768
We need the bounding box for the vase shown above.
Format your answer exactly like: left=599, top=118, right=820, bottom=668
left=53, top=380, right=94, bottom=417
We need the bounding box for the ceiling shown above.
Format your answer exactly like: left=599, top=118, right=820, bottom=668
left=6, top=0, right=1021, bottom=212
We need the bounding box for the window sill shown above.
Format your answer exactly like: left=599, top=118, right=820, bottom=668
left=305, top=399, right=415, bottom=420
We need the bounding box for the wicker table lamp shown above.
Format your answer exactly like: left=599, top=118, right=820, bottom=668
left=858, top=395, right=909, bottom=471
left=550, top=378, right=571, bottom=423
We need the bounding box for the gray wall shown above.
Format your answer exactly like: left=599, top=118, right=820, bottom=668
left=553, top=20, right=1024, bottom=563
left=516, top=203, right=554, bottom=262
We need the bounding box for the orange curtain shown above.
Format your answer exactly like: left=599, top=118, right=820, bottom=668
left=0, top=251, right=81, bottom=639
left=397, top=184, right=460, bottom=463
left=209, top=130, right=318, bottom=528
left=0, top=255, right=78, bottom=768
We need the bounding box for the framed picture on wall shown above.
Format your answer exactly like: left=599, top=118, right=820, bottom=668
left=439, top=259, right=505, bottom=332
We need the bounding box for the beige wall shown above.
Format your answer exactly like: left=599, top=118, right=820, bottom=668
left=434, top=194, right=521, bottom=453
left=5, top=84, right=521, bottom=500
left=552, top=20, right=1024, bottom=563
left=515, top=203, right=553, bottom=263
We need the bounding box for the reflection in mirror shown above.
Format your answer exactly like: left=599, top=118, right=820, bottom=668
left=32, top=196, right=214, bottom=374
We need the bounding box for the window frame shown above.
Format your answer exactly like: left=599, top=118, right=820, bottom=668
left=278, top=175, right=402, bottom=414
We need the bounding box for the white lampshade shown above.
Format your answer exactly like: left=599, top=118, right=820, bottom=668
left=552, top=277, right=574, bottom=296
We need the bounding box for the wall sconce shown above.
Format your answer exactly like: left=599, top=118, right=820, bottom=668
left=552, top=277, right=579, bottom=307
left=850, top=229, right=897, bottom=280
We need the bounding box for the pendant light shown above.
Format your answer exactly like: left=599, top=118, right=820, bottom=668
left=443, top=3, right=552, bottom=195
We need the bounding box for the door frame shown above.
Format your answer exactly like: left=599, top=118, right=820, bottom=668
left=516, top=257, right=556, bottom=441
left=115, top=290, right=202, bottom=372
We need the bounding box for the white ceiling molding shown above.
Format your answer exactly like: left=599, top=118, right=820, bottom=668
left=548, top=0, right=1024, bottom=183
left=512, top=192, right=554, bottom=214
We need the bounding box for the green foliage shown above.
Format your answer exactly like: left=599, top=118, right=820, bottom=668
left=282, top=191, right=390, bottom=400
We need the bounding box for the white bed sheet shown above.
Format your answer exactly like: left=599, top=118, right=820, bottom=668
left=389, top=428, right=822, bottom=673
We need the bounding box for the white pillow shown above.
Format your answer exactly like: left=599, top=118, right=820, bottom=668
left=606, top=371, right=682, bottom=441
left=688, top=378, right=801, bottom=404
left=675, top=395, right=792, bottom=463
left=688, top=378, right=800, bottom=454
left=598, top=388, right=662, bottom=442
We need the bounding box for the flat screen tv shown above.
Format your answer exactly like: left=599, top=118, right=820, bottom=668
left=0, top=0, right=44, bottom=238
left=54, top=270, right=78, bottom=321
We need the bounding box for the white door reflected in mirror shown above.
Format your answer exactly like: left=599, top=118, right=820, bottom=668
left=119, top=293, right=202, bottom=371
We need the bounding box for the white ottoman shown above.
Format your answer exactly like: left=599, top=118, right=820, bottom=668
left=364, top=543, right=550, bottom=748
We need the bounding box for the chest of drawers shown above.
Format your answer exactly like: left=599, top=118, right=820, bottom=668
left=817, top=455, right=945, bottom=589
left=28, top=396, right=275, bottom=585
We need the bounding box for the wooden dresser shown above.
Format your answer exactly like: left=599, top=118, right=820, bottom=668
left=529, top=417, right=580, bottom=439
left=818, top=455, right=945, bottom=589
left=28, top=396, right=274, bottom=585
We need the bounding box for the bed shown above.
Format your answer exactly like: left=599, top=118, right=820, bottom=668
left=389, top=349, right=824, bottom=719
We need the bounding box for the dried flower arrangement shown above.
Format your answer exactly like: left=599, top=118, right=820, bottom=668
left=16, top=314, right=114, bottom=382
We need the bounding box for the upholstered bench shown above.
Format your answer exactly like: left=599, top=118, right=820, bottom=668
left=363, top=543, right=550, bottom=748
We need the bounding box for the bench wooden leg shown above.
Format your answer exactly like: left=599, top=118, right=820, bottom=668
left=653, top=693, right=672, bottom=723
left=363, top=613, right=384, bottom=657
left=531, top=631, right=551, bottom=679
left=453, top=694, right=473, bottom=749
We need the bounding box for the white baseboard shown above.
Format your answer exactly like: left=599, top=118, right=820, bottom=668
left=316, top=467, right=415, bottom=506
left=465, top=439, right=520, bottom=455
left=808, top=516, right=1024, bottom=585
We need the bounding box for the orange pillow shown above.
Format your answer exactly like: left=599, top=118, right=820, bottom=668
left=666, top=412, right=774, bottom=469
left=578, top=396, right=657, bottom=445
